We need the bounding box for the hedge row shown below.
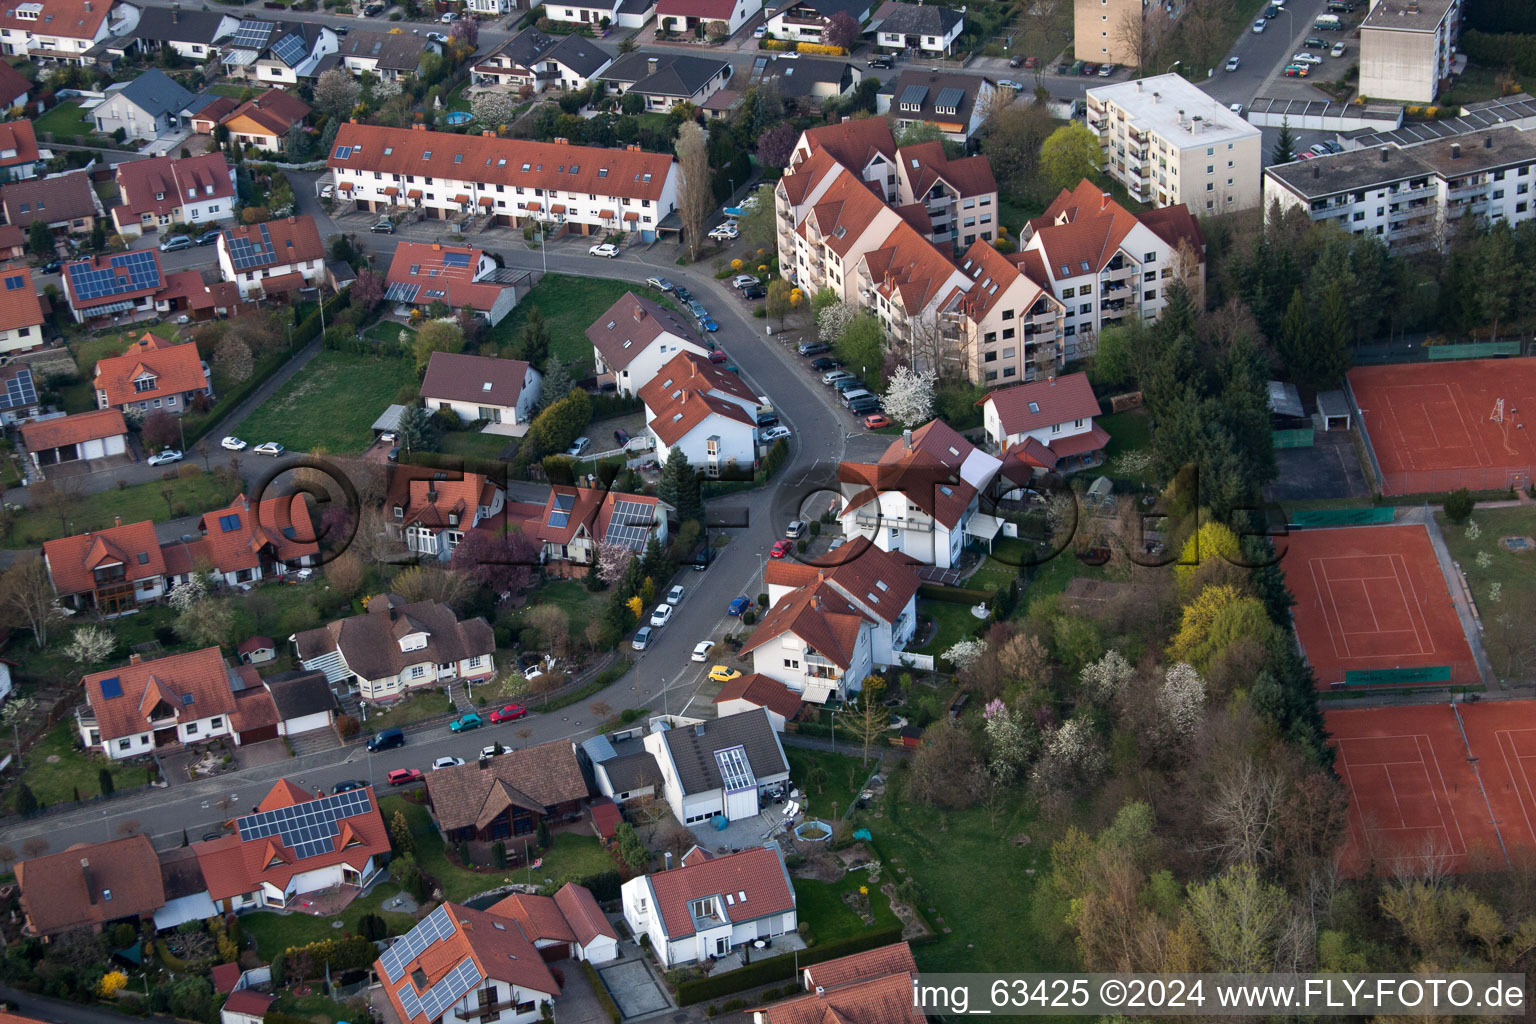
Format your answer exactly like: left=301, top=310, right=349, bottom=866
left=917, top=582, right=993, bottom=605
left=583, top=961, right=623, bottom=1024
left=674, top=924, right=904, bottom=1005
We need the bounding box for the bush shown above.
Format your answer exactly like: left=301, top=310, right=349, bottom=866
left=741, top=609, right=756, bottom=626
left=796, top=41, right=845, bottom=55
left=1444, top=488, right=1476, bottom=523
left=492, top=841, right=507, bottom=868
left=584, top=961, right=622, bottom=1024
left=674, top=926, right=903, bottom=1004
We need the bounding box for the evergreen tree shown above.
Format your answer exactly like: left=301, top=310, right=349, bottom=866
left=639, top=535, right=666, bottom=583
left=539, top=357, right=573, bottom=410
left=397, top=404, right=439, bottom=454
left=516, top=307, right=551, bottom=366
left=1315, top=280, right=1355, bottom=389
left=27, top=221, right=51, bottom=260
left=585, top=557, right=605, bottom=592
left=1272, top=117, right=1296, bottom=165
left=658, top=449, right=702, bottom=526
left=1277, top=288, right=1312, bottom=385
left=98, top=767, right=115, bottom=797
left=14, top=782, right=36, bottom=815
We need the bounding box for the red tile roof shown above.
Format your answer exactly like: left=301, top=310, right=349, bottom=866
left=64, top=250, right=166, bottom=313
left=795, top=118, right=896, bottom=175
left=713, top=672, right=803, bottom=719
left=0, top=170, right=97, bottom=228
left=385, top=466, right=498, bottom=533
left=81, top=647, right=235, bottom=743
left=222, top=990, right=275, bottom=1017
left=1026, top=180, right=1143, bottom=279
left=15, top=835, right=165, bottom=937
left=1136, top=202, right=1207, bottom=257
left=229, top=686, right=281, bottom=733
left=0, top=121, right=39, bottom=171
left=1043, top=421, right=1110, bottom=460
left=378, top=902, right=560, bottom=1024
left=762, top=972, right=922, bottom=1024
left=93, top=332, right=205, bottom=409
left=330, top=123, right=676, bottom=203
left=222, top=215, right=326, bottom=268
left=838, top=446, right=974, bottom=528
left=423, top=739, right=589, bottom=832
left=387, top=241, right=509, bottom=312
left=897, top=140, right=996, bottom=199
left=803, top=941, right=918, bottom=990
left=979, top=371, right=1100, bottom=437
left=43, top=519, right=165, bottom=598
left=0, top=264, right=42, bottom=333
left=222, top=88, right=311, bottom=138
left=187, top=95, right=237, bottom=127
left=114, top=152, right=235, bottom=222
left=554, top=881, right=617, bottom=945
left=638, top=351, right=757, bottom=446
left=738, top=580, right=871, bottom=669
left=656, top=0, right=737, bottom=16
left=487, top=892, right=578, bottom=943
left=19, top=409, right=125, bottom=452
left=642, top=846, right=794, bottom=939
left=589, top=797, right=622, bottom=838
left=159, top=535, right=213, bottom=578
left=953, top=238, right=1048, bottom=322
left=421, top=350, right=532, bottom=410
left=803, top=168, right=889, bottom=259
left=0, top=61, right=29, bottom=105
left=197, top=493, right=319, bottom=574
left=586, top=290, right=704, bottom=372
left=194, top=781, right=389, bottom=902
left=859, top=219, right=961, bottom=314
left=0, top=0, right=110, bottom=42
left=211, top=962, right=242, bottom=994
left=763, top=537, right=920, bottom=626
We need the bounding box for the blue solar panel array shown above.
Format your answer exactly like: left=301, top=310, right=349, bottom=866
left=384, top=281, right=420, bottom=303
left=605, top=499, right=653, bottom=551
left=271, top=31, right=307, bottom=67
left=395, top=957, right=482, bottom=1022
left=233, top=787, right=372, bottom=861
left=231, top=19, right=275, bottom=49
left=441, top=252, right=471, bottom=268
left=227, top=224, right=276, bottom=271
left=67, top=251, right=161, bottom=302
left=1, top=367, right=36, bottom=411
left=379, top=904, right=456, bottom=983
left=99, top=676, right=123, bottom=699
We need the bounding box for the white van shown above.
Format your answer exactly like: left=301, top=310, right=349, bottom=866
left=840, top=388, right=873, bottom=407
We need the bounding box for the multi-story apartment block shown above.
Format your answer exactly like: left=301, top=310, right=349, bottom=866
left=1074, top=0, right=1143, bottom=66
left=1359, top=0, right=1460, bottom=105
left=328, top=123, right=679, bottom=241
left=1016, top=181, right=1206, bottom=360
left=1264, top=127, right=1536, bottom=251
left=1086, top=74, right=1263, bottom=213
left=951, top=240, right=1066, bottom=386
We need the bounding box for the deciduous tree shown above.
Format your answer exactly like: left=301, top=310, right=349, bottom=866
left=413, top=319, right=465, bottom=374
left=756, top=121, right=796, bottom=169
left=472, top=89, right=518, bottom=132
left=314, top=68, right=362, bottom=121
left=824, top=10, right=858, bottom=50
left=176, top=596, right=235, bottom=648
left=881, top=365, right=936, bottom=426
left=214, top=335, right=254, bottom=384
left=392, top=564, right=471, bottom=610
left=449, top=527, right=539, bottom=596
left=142, top=410, right=180, bottom=451
left=1040, top=122, right=1102, bottom=197
left=676, top=122, right=712, bottom=261
left=63, top=625, right=117, bottom=666
left=0, top=559, right=64, bottom=647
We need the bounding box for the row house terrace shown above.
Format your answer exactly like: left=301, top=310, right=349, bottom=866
left=328, top=123, right=679, bottom=241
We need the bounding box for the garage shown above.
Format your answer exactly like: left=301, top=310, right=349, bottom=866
left=230, top=687, right=281, bottom=747
left=238, top=723, right=279, bottom=745
left=538, top=943, right=570, bottom=963
left=267, top=671, right=340, bottom=737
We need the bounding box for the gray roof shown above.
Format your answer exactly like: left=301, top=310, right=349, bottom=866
left=767, top=0, right=869, bottom=20
left=294, top=595, right=495, bottom=681
left=264, top=670, right=338, bottom=721
left=656, top=708, right=788, bottom=797
left=1268, top=380, right=1303, bottom=419
left=132, top=7, right=234, bottom=45
left=336, top=29, right=428, bottom=71
left=756, top=55, right=853, bottom=98
left=1362, top=0, right=1454, bottom=32
left=601, top=52, right=730, bottom=98
left=1317, top=390, right=1351, bottom=419
left=873, top=1, right=962, bottom=36
left=373, top=404, right=406, bottom=431
left=602, top=751, right=663, bottom=792
left=114, top=69, right=195, bottom=120
left=885, top=68, right=985, bottom=123
left=544, top=34, right=617, bottom=78
left=1343, top=93, right=1536, bottom=150
left=1270, top=126, right=1536, bottom=199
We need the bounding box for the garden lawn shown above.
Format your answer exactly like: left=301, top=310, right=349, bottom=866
left=362, top=688, right=458, bottom=732
left=785, top=747, right=874, bottom=821
left=11, top=468, right=240, bottom=546
left=70, top=326, right=179, bottom=378
left=506, top=580, right=607, bottom=638
left=8, top=721, right=150, bottom=811
left=487, top=276, right=674, bottom=376
left=1436, top=506, right=1536, bottom=682
left=35, top=100, right=97, bottom=140
left=856, top=774, right=1067, bottom=974
left=241, top=882, right=417, bottom=959
left=968, top=536, right=1031, bottom=592
left=365, top=321, right=414, bottom=347
left=234, top=351, right=417, bottom=454
left=439, top=430, right=514, bottom=461
left=792, top=872, right=898, bottom=945
left=1098, top=408, right=1156, bottom=481
left=910, top=599, right=986, bottom=657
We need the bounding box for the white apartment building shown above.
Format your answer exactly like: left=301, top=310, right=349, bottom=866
left=1087, top=74, right=1263, bottom=213
left=1264, top=127, right=1536, bottom=250
left=1359, top=0, right=1460, bottom=105
left=329, top=123, right=679, bottom=242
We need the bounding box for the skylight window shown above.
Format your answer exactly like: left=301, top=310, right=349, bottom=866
left=522, top=163, right=531, bottom=171
left=384, top=146, right=393, bottom=155
left=482, top=382, right=493, bottom=391
left=1027, top=401, right=1040, bottom=413
left=422, top=151, right=432, bottom=159
left=598, top=168, right=608, bottom=177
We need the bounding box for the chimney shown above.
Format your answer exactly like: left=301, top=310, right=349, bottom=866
left=664, top=851, right=673, bottom=870
left=129, top=653, right=142, bottom=665
left=1451, top=142, right=1461, bottom=159
left=1100, top=192, right=1110, bottom=211
left=903, top=428, right=912, bottom=449
left=1380, top=146, right=1389, bottom=162
left=1313, top=165, right=1320, bottom=178
left=83, top=0, right=90, bottom=10
left=114, top=515, right=121, bottom=528
left=1485, top=134, right=1493, bottom=149
left=479, top=756, right=490, bottom=769
left=82, top=859, right=95, bottom=904
left=1152, top=91, right=1159, bottom=104
left=482, top=130, right=495, bottom=137
left=1136, top=80, right=1142, bottom=92
left=171, top=1, right=178, bottom=21
left=816, top=987, right=826, bottom=998
left=427, top=487, right=438, bottom=504
left=634, top=306, right=646, bottom=322
left=553, top=137, right=568, bottom=145
left=648, top=57, right=659, bottom=76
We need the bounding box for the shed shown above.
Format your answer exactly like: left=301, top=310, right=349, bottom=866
left=220, top=989, right=274, bottom=1024
left=898, top=725, right=923, bottom=748
left=1084, top=475, right=1113, bottom=509
left=1267, top=380, right=1305, bottom=419
left=589, top=796, right=621, bottom=839
left=1317, top=390, right=1353, bottom=431
left=237, top=635, right=275, bottom=665
left=372, top=403, right=406, bottom=437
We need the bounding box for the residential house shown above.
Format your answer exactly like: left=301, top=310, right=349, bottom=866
left=0, top=0, right=139, bottom=66
left=14, top=835, right=165, bottom=938
left=539, top=0, right=655, bottom=30
left=20, top=409, right=128, bottom=468
left=129, top=5, right=237, bottom=59
left=219, top=88, right=312, bottom=151
left=329, top=123, right=680, bottom=241
left=522, top=485, right=669, bottom=574
left=194, top=779, right=388, bottom=911
left=386, top=242, right=522, bottom=326
left=621, top=843, right=796, bottom=967
left=763, top=0, right=870, bottom=43
left=470, top=29, right=614, bottom=91
left=242, top=22, right=338, bottom=85
left=1016, top=180, right=1206, bottom=359
left=837, top=443, right=986, bottom=569
left=739, top=580, right=876, bottom=703
left=262, top=669, right=339, bottom=736
left=43, top=518, right=165, bottom=614
left=587, top=290, right=711, bottom=396
left=335, top=28, right=435, bottom=80
left=756, top=943, right=924, bottom=1024
left=878, top=69, right=996, bottom=144
left=0, top=363, right=40, bottom=423
left=599, top=52, right=733, bottom=111
left=195, top=493, right=320, bottom=585
left=777, top=161, right=906, bottom=305
left=0, top=59, right=30, bottom=111
left=953, top=238, right=1066, bottom=385
left=93, top=69, right=193, bottom=140
left=152, top=846, right=216, bottom=933
left=638, top=351, right=761, bottom=473
left=221, top=992, right=275, bottom=1024
left=894, top=140, right=999, bottom=249
left=0, top=221, right=25, bottom=257
left=185, top=94, right=238, bottom=134
left=376, top=902, right=561, bottom=1024
left=420, top=350, right=540, bottom=426
left=464, top=0, right=526, bottom=17
left=642, top=709, right=790, bottom=825
left=385, top=466, right=506, bottom=559
left=0, top=170, right=100, bottom=236
left=870, top=0, right=964, bottom=55
left=423, top=739, right=589, bottom=843
left=111, top=152, right=236, bottom=238
left=853, top=218, right=971, bottom=371
left=762, top=532, right=920, bottom=667
left=756, top=54, right=860, bottom=112
left=0, top=264, right=44, bottom=353
left=655, top=0, right=761, bottom=36
left=488, top=884, right=620, bottom=963
left=77, top=648, right=238, bottom=758
left=1360, top=0, right=1460, bottom=105
left=581, top=732, right=664, bottom=803
left=93, top=331, right=211, bottom=414
left=0, top=121, right=41, bottom=182
left=153, top=269, right=250, bottom=322
left=62, top=250, right=167, bottom=323
left=216, top=215, right=327, bottom=299
left=712, top=674, right=803, bottom=732
left=1086, top=75, right=1263, bottom=212
left=293, top=594, right=496, bottom=702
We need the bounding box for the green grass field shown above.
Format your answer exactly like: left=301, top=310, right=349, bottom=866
left=8, top=722, right=153, bottom=811
left=438, top=430, right=514, bottom=461
left=969, top=536, right=1032, bottom=592
left=70, top=326, right=180, bottom=379
left=488, top=276, right=675, bottom=377
left=235, top=351, right=417, bottom=454
left=11, top=468, right=239, bottom=546
left=1436, top=506, right=1536, bottom=682
left=1098, top=408, right=1156, bottom=480
left=910, top=599, right=987, bottom=657
left=35, top=101, right=97, bottom=140
left=242, top=882, right=417, bottom=959
left=786, top=748, right=876, bottom=821
left=793, top=872, right=898, bottom=944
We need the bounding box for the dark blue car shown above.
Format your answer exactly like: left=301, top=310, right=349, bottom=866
left=728, top=596, right=750, bottom=616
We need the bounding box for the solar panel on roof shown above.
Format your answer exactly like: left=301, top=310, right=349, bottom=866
left=231, top=19, right=275, bottom=49
left=271, top=32, right=307, bottom=67
left=1, top=367, right=35, bottom=411
left=99, top=676, right=122, bottom=699
left=441, top=251, right=471, bottom=268
left=68, top=251, right=161, bottom=303
left=231, top=788, right=372, bottom=862
left=384, top=281, right=420, bottom=303
left=379, top=904, right=457, bottom=983
left=935, top=87, right=965, bottom=110
left=227, top=223, right=276, bottom=271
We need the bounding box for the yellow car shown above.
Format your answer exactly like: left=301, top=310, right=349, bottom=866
left=708, top=665, right=742, bottom=683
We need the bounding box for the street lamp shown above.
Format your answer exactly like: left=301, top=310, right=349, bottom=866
left=1165, top=59, right=1181, bottom=77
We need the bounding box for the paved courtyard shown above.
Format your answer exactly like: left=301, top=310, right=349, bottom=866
left=597, top=957, right=672, bottom=1019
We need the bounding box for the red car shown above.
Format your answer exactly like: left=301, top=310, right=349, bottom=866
left=489, top=702, right=527, bottom=723
left=863, top=413, right=891, bottom=429
left=708, top=350, right=727, bottom=364
left=387, top=768, right=424, bottom=787
left=770, top=539, right=793, bottom=559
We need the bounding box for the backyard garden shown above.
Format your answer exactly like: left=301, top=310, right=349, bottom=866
left=234, top=350, right=418, bottom=453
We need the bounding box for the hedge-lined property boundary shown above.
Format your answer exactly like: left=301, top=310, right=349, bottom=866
left=674, top=925, right=904, bottom=1004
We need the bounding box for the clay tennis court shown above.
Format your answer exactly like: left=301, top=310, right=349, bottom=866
left=1328, top=701, right=1536, bottom=876
left=1347, top=358, right=1536, bottom=495
left=1284, top=525, right=1476, bottom=690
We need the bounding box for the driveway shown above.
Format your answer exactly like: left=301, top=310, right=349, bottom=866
left=597, top=957, right=672, bottom=1020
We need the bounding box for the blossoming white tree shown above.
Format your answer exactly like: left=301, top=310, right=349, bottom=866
left=1079, top=649, right=1133, bottom=703
left=943, top=636, right=987, bottom=672
left=166, top=572, right=208, bottom=613
left=63, top=625, right=116, bottom=667
left=1158, top=662, right=1206, bottom=738
left=882, top=365, right=937, bottom=427
left=816, top=301, right=858, bottom=343
left=983, top=698, right=1033, bottom=782
left=596, top=541, right=634, bottom=586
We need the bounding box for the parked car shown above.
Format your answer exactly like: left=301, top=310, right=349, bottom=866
left=479, top=744, right=504, bottom=760
left=566, top=436, right=590, bottom=457
left=221, top=436, right=246, bottom=451
left=432, top=756, right=466, bottom=770
left=673, top=286, right=693, bottom=303
left=708, top=223, right=739, bottom=241
left=698, top=315, right=719, bottom=333
left=833, top=378, right=866, bottom=394
left=147, top=449, right=183, bottom=466
left=686, top=299, right=708, bottom=319
left=440, top=10, right=457, bottom=20
left=692, top=640, right=714, bottom=661
left=332, top=780, right=367, bottom=793
left=798, top=341, right=829, bottom=356
left=1284, top=65, right=1309, bottom=76
left=1309, top=143, right=1331, bottom=156
left=254, top=442, right=284, bottom=456
left=159, top=235, right=193, bottom=252
left=822, top=369, right=854, bottom=385
left=646, top=276, right=675, bottom=292
left=632, top=626, right=653, bottom=650
left=785, top=520, right=807, bottom=539
left=488, top=703, right=527, bottom=722
left=1008, top=54, right=1021, bottom=67
left=387, top=446, right=400, bottom=462
left=196, top=230, right=221, bottom=246
left=650, top=604, right=673, bottom=627
left=849, top=396, right=882, bottom=415
left=731, top=274, right=758, bottom=289
left=1292, top=52, right=1322, bottom=64
left=1079, top=62, right=1097, bottom=75
left=728, top=596, right=750, bottom=616
left=426, top=30, right=447, bottom=41
left=708, top=350, right=727, bottom=364
left=708, top=666, right=742, bottom=683
left=589, top=243, right=620, bottom=257
left=998, top=79, right=1024, bottom=91
left=1225, top=56, right=1240, bottom=71
left=667, top=585, right=686, bottom=605
left=742, top=283, right=765, bottom=300
left=863, top=413, right=891, bottom=429
left=1252, top=18, right=1266, bottom=31
left=868, top=55, right=893, bottom=69
left=371, top=220, right=395, bottom=233
left=369, top=729, right=405, bottom=752
left=1305, top=35, right=1327, bottom=46
left=449, top=713, right=484, bottom=733
left=808, top=357, right=842, bottom=371
left=1331, top=41, right=1347, bottom=56
left=761, top=425, right=791, bottom=442
left=1097, top=63, right=1115, bottom=76
left=769, top=539, right=792, bottom=559
left=754, top=24, right=766, bottom=37
left=1230, top=103, right=1245, bottom=116
left=1322, top=141, right=1344, bottom=154
left=1023, top=55, right=1037, bottom=68
left=387, top=767, right=424, bottom=786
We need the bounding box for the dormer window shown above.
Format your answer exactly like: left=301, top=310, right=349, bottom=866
left=133, top=374, right=158, bottom=393
left=393, top=504, right=404, bottom=519
left=449, top=512, right=459, bottom=526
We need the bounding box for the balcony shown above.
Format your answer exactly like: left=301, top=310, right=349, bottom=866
left=853, top=513, right=934, bottom=532
left=463, top=998, right=521, bottom=1021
